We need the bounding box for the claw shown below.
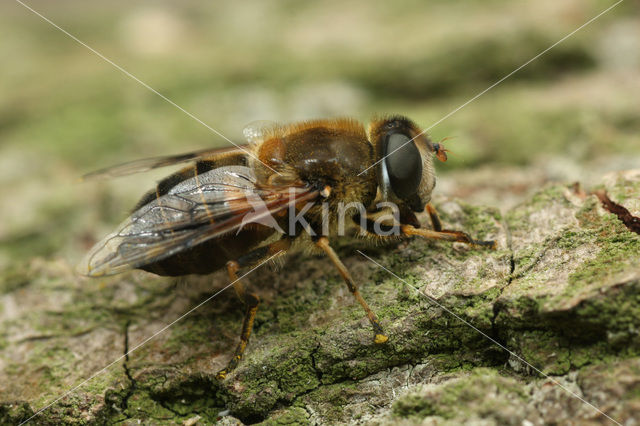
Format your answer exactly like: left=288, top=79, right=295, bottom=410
left=216, top=369, right=227, bottom=381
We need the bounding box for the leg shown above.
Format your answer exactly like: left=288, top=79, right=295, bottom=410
left=423, top=203, right=495, bottom=247
left=426, top=202, right=442, bottom=231
left=216, top=238, right=290, bottom=380
left=315, top=237, right=388, bottom=344
left=215, top=261, right=260, bottom=380
left=401, top=225, right=496, bottom=248
left=355, top=213, right=495, bottom=248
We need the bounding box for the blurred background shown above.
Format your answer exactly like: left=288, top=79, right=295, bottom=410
left=0, top=0, right=638, bottom=276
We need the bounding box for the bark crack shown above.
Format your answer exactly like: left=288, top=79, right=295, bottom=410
left=309, top=342, right=323, bottom=384
left=491, top=214, right=515, bottom=336
left=594, top=190, right=640, bottom=235
left=121, top=320, right=136, bottom=414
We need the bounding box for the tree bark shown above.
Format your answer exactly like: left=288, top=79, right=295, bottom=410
left=2, top=170, right=640, bottom=425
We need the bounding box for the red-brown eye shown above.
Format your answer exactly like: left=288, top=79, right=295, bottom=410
left=383, top=132, right=422, bottom=199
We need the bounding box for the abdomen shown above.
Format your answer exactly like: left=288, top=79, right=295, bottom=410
left=140, top=226, right=275, bottom=276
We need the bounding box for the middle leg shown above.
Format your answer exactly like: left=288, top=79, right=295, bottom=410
left=315, top=237, right=388, bottom=344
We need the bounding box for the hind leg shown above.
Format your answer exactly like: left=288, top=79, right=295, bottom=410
left=215, top=238, right=290, bottom=380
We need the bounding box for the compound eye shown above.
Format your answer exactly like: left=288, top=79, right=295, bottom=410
left=383, top=132, right=422, bottom=199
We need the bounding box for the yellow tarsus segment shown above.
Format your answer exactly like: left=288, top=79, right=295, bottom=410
left=374, top=334, right=389, bottom=344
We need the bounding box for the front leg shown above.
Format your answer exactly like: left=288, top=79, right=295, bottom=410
left=356, top=209, right=496, bottom=249
left=402, top=225, right=496, bottom=248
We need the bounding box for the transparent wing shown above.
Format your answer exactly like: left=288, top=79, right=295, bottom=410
left=82, top=145, right=248, bottom=180
left=79, top=165, right=317, bottom=277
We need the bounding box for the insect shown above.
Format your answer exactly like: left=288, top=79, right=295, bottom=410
left=79, top=115, right=495, bottom=379
left=432, top=136, right=454, bottom=163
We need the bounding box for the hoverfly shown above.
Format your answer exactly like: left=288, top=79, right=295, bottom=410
left=79, top=115, right=495, bottom=379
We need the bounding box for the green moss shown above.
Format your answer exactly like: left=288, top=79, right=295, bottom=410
left=441, top=289, right=497, bottom=330
left=164, top=315, right=220, bottom=357
left=569, top=223, right=640, bottom=289
left=392, top=368, right=527, bottom=421
left=123, top=376, right=228, bottom=424
left=223, top=334, right=322, bottom=421
left=607, top=176, right=640, bottom=205
left=555, top=229, right=594, bottom=250
left=495, top=277, right=640, bottom=376
left=570, top=342, right=609, bottom=369
left=459, top=204, right=503, bottom=240
left=572, top=282, right=640, bottom=349
left=120, top=390, right=183, bottom=423
left=510, top=330, right=571, bottom=375
left=392, top=391, right=438, bottom=419
left=494, top=179, right=640, bottom=376
left=257, top=407, right=310, bottom=425
left=0, top=263, right=34, bottom=294
left=290, top=381, right=364, bottom=423
left=506, top=185, right=569, bottom=231
left=260, top=274, right=338, bottom=335
left=0, top=402, right=34, bottom=425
